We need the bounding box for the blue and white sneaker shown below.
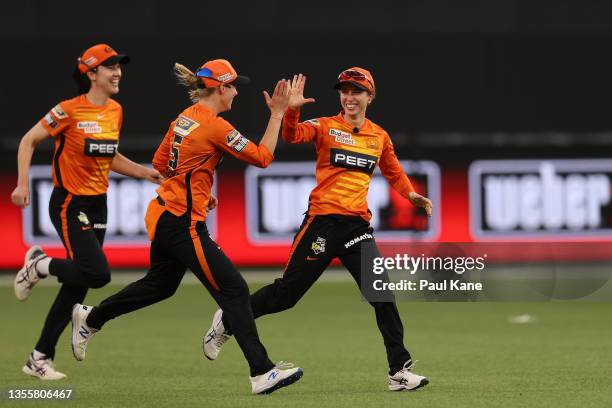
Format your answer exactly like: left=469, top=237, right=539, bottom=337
left=203, top=309, right=231, bottom=360
left=388, top=361, right=429, bottom=391
left=22, top=353, right=66, bottom=380
left=15, top=246, right=48, bottom=301
left=71, top=304, right=98, bottom=361
left=250, top=362, right=304, bottom=395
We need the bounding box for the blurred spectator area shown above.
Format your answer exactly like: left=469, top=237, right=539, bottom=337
left=2, top=0, right=612, bottom=168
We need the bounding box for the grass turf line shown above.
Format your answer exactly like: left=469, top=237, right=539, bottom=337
left=1, top=280, right=611, bottom=407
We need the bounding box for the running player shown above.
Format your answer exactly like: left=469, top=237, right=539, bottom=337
left=204, top=69, right=432, bottom=391
left=11, top=44, right=162, bottom=380
left=70, top=59, right=304, bottom=395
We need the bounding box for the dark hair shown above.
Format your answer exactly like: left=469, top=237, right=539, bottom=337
left=72, top=65, right=92, bottom=94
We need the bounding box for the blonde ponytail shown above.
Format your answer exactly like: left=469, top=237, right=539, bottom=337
left=174, top=62, right=215, bottom=103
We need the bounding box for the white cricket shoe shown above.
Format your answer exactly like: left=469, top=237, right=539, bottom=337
left=388, top=361, right=429, bottom=391
left=22, top=353, right=67, bottom=380
left=71, top=304, right=98, bottom=361
left=15, top=246, right=48, bottom=301
left=250, top=362, right=304, bottom=395
left=203, top=309, right=231, bottom=360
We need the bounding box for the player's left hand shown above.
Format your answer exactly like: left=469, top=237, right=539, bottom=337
left=408, top=191, right=433, bottom=217
left=144, top=168, right=164, bottom=185
left=207, top=195, right=218, bottom=211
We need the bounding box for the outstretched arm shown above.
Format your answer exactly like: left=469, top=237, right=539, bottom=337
left=111, top=153, right=163, bottom=184
left=283, top=74, right=318, bottom=144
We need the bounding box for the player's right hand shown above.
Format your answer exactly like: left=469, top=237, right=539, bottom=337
left=288, top=73, right=315, bottom=109
left=11, top=184, right=30, bottom=208
left=264, top=79, right=290, bottom=118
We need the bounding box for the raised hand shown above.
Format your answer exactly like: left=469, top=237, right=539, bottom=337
left=408, top=191, right=433, bottom=217
left=288, top=74, right=315, bottom=109
left=263, top=79, right=290, bottom=119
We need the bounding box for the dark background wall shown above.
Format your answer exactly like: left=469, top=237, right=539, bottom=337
left=2, top=0, right=612, bottom=168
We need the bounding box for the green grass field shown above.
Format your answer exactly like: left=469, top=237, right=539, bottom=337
left=1, top=272, right=611, bottom=407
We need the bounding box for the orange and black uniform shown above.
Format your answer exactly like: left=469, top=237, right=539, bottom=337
left=246, top=108, right=415, bottom=374
left=86, top=103, right=275, bottom=376
left=35, top=95, right=122, bottom=358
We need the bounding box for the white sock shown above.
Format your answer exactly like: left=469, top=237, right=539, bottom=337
left=32, top=350, right=46, bottom=360
left=35, top=257, right=51, bottom=277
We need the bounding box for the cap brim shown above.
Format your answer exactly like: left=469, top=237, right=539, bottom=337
left=233, top=75, right=251, bottom=85
left=101, top=54, right=131, bottom=66
left=334, top=80, right=369, bottom=92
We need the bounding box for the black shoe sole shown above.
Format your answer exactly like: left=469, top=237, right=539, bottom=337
left=257, top=368, right=304, bottom=395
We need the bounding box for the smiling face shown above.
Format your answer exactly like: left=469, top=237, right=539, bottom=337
left=338, top=82, right=373, bottom=117
left=87, top=63, right=122, bottom=95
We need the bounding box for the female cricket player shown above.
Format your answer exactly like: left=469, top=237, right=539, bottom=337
left=70, top=59, right=304, bottom=395
left=11, top=44, right=162, bottom=380
left=204, top=69, right=432, bottom=391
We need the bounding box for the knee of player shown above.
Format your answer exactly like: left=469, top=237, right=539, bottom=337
left=87, top=265, right=111, bottom=288
left=159, top=284, right=179, bottom=299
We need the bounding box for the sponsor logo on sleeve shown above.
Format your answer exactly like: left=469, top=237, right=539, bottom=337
left=226, top=129, right=249, bottom=152
left=44, top=113, right=58, bottom=129
left=305, top=118, right=320, bottom=126
left=84, top=138, right=118, bottom=157
left=77, top=121, right=102, bottom=134
left=174, top=116, right=200, bottom=136
left=330, top=148, right=378, bottom=174
left=51, top=104, right=68, bottom=120
left=329, top=128, right=356, bottom=146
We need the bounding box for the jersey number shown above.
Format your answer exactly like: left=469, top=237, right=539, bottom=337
left=168, top=133, right=184, bottom=172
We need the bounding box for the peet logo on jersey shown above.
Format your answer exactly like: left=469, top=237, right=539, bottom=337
left=84, top=139, right=118, bottom=157
left=329, top=128, right=355, bottom=146
left=174, top=116, right=200, bottom=136
left=469, top=159, right=612, bottom=238
left=77, top=121, right=102, bottom=134
left=330, top=148, right=378, bottom=174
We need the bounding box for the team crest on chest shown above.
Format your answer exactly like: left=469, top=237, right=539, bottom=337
left=366, top=138, right=380, bottom=150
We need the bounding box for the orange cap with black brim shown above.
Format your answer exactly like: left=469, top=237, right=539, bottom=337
left=334, top=67, right=375, bottom=94
left=77, top=44, right=129, bottom=73
left=195, top=59, right=250, bottom=88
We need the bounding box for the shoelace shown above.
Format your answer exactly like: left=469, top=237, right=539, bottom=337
left=275, top=361, right=295, bottom=370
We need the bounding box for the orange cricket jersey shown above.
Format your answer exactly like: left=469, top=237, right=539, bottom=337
left=282, top=108, right=415, bottom=221
left=152, top=103, right=273, bottom=221
left=39, top=95, right=122, bottom=195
